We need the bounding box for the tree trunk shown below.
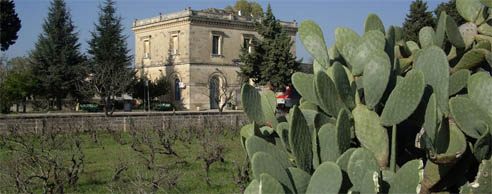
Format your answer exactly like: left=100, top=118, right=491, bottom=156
left=56, top=98, right=63, bottom=111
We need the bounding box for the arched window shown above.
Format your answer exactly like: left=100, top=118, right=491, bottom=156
left=174, top=78, right=181, bottom=101
left=209, top=76, right=220, bottom=109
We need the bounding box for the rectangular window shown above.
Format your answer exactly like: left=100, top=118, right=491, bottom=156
left=143, top=40, right=150, bottom=58
left=243, top=38, right=252, bottom=53
left=212, top=35, right=220, bottom=55
left=171, top=35, right=178, bottom=55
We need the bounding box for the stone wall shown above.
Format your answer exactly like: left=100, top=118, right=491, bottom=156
left=0, top=111, right=248, bottom=133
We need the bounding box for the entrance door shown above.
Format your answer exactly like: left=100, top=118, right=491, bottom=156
left=209, top=76, right=220, bottom=109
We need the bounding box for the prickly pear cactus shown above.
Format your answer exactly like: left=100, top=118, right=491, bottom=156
left=239, top=1, right=492, bottom=192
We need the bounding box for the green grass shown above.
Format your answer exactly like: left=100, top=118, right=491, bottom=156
left=0, top=130, right=249, bottom=193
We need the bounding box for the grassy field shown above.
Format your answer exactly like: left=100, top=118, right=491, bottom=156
left=0, top=128, right=249, bottom=193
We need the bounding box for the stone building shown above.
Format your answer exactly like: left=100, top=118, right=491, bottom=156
left=132, top=7, right=297, bottom=110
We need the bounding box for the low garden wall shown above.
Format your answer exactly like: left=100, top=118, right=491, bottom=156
left=0, top=111, right=248, bottom=133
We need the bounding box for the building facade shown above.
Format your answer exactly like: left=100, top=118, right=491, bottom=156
left=132, top=8, right=297, bottom=110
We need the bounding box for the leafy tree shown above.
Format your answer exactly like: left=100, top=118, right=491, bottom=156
left=85, top=0, right=135, bottom=116
left=239, top=4, right=300, bottom=92
left=133, top=74, right=170, bottom=110
left=402, top=0, right=435, bottom=43
left=29, top=0, right=86, bottom=110
left=0, top=0, right=21, bottom=51
left=0, top=57, right=38, bottom=113
left=226, top=0, right=263, bottom=17
left=434, top=0, right=466, bottom=25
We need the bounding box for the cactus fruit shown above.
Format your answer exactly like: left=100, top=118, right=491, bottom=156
left=306, top=161, right=343, bottom=194
left=414, top=46, right=450, bottom=113
left=389, top=159, right=424, bottom=194
left=381, top=69, right=426, bottom=126
left=353, top=104, right=389, bottom=168
left=299, top=20, right=330, bottom=68
left=364, top=13, right=385, bottom=34
left=362, top=50, right=391, bottom=109
left=449, top=69, right=471, bottom=96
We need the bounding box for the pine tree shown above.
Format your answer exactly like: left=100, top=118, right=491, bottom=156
left=402, top=0, right=435, bottom=43
left=434, top=0, right=466, bottom=26
left=30, top=0, right=86, bottom=110
left=239, top=4, right=300, bottom=92
left=0, top=0, right=21, bottom=51
left=86, top=0, right=135, bottom=116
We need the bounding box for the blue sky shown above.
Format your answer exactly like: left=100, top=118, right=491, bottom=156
left=4, top=0, right=448, bottom=63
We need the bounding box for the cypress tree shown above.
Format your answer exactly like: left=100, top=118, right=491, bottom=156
left=239, top=4, right=300, bottom=92
left=0, top=0, right=21, bottom=51
left=86, top=0, right=134, bottom=116
left=402, top=0, right=435, bottom=43
left=30, top=0, right=86, bottom=110
left=434, top=0, right=466, bottom=26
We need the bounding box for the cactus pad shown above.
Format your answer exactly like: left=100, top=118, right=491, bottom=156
left=431, top=120, right=468, bottom=164
left=353, top=104, right=389, bottom=167
left=260, top=173, right=286, bottom=194
left=468, top=72, right=492, bottom=116
left=364, top=13, right=385, bottom=34
left=460, top=159, right=492, bottom=193
left=261, top=90, right=278, bottom=129
left=449, top=96, right=492, bottom=138
left=456, top=0, right=482, bottom=22
left=474, top=126, right=491, bottom=161
left=360, top=171, right=381, bottom=194
left=414, top=46, right=450, bottom=113
left=306, top=161, right=343, bottom=194
left=246, top=136, right=292, bottom=169
left=299, top=20, right=330, bottom=67
left=446, top=15, right=466, bottom=49
left=435, top=12, right=447, bottom=48
left=381, top=69, right=426, bottom=126
left=453, top=49, right=488, bottom=72
left=244, top=179, right=260, bottom=194
left=251, top=152, right=294, bottom=192
left=449, top=69, right=471, bottom=96
left=388, top=159, right=424, bottom=194
left=292, top=72, right=318, bottom=105
left=289, top=106, right=313, bottom=173
left=352, top=30, right=386, bottom=75
left=347, top=148, right=381, bottom=192
left=424, top=94, right=438, bottom=143
left=419, top=26, right=436, bottom=48
left=363, top=50, right=391, bottom=109
left=241, top=84, right=266, bottom=125
left=315, top=71, right=339, bottom=116
left=333, top=62, right=356, bottom=110
left=335, top=27, right=360, bottom=56
left=287, top=167, right=312, bottom=194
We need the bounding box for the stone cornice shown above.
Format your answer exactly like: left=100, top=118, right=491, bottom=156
left=132, top=9, right=297, bottom=34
